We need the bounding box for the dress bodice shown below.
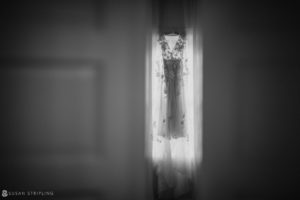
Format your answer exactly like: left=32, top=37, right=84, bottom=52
left=158, top=35, right=185, bottom=60
left=158, top=34, right=186, bottom=82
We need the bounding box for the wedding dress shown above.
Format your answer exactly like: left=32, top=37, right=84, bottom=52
left=153, top=34, right=194, bottom=199
left=157, top=34, right=186, bottom=139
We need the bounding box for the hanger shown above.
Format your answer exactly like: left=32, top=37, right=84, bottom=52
left=165, top=30, right=179, bottom=36
left=166, top=32, right=179, bottom=36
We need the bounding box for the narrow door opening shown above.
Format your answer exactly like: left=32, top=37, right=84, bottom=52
left=145, top=1, right=202, bottom=199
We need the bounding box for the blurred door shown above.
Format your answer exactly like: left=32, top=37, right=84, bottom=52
left=0, top=1, right=147, bottom=200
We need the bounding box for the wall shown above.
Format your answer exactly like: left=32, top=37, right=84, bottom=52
left=202, top=0, right=300, bottom=200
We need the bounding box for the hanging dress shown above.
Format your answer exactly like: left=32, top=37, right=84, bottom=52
left=153, top=34, right=194, bottom=200
left=157, top=35, right=187, bottom=139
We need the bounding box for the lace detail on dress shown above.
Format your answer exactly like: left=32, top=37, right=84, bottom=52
left=158, top=35, right=186, bottom=60
left=157, top=34, right=187, bottom=139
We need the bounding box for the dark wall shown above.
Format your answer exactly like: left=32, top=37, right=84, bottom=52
left=202, top=0, right=300, bottom=200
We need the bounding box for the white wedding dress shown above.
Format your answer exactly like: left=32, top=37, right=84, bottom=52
left=152, top=34, right=195, bottom=199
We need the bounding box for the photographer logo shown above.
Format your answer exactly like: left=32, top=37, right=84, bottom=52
left=2, top=190, right=8, bottom=198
